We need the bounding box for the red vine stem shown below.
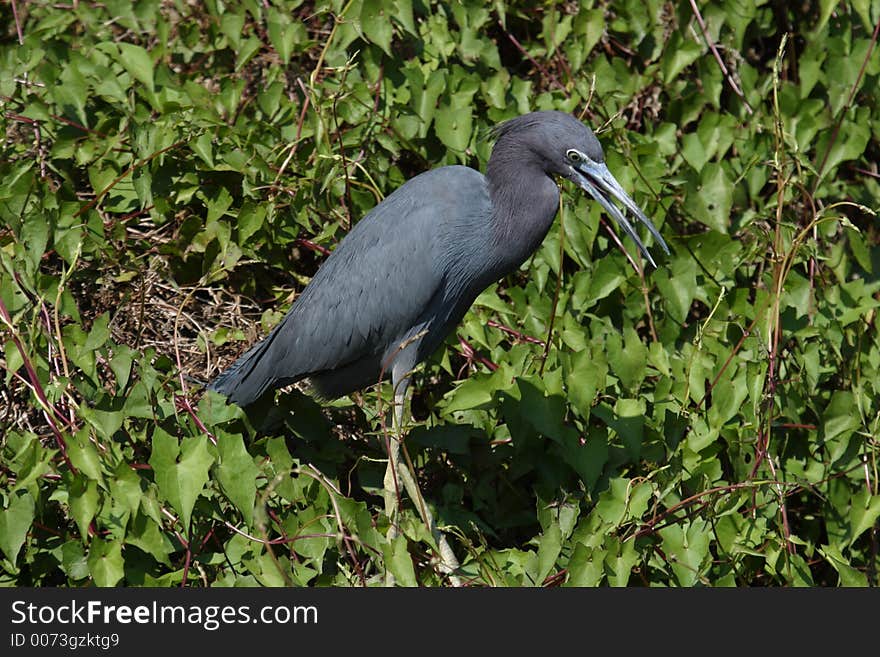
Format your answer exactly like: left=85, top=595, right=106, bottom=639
left=688, top=0, right=754, bottom=114
left=0, top=296, right=75, bottom=472
left=812, top=16, right=880, bottom=190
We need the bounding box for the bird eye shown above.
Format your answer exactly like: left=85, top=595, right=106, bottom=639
left=567, top=149, right=583, bottom=163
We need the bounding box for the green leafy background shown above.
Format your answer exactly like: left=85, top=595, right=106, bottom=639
left=1, top=0, right=879, bottom=587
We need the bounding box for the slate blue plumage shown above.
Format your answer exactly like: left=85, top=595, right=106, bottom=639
left=209, top=111, right=668, bottom=407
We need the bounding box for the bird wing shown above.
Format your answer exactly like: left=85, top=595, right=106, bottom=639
left=210, top=166, right=489, bottom=405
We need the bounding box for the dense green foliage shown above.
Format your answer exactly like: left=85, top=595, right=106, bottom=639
left=1, top=0, right=879, bottom=587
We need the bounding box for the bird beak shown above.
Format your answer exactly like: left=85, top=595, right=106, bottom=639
left=569, top=160, right=669, bottom=268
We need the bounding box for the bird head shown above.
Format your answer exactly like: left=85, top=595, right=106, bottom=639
left=493, top=111, right=670, bottom=268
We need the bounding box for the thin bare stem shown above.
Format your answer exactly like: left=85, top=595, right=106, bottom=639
left=0, top=296, right=75, bottom=472
left=498, top=20, right=568, bottom=95
left=540, top=192, right=566, bottom=375
left=275, top=83, right=311, bottom=184
left=487, top=320, right=544, bottom=346
left=11, top=0, right=24, bottom=45
left=74, top=140, right=186, bottom=219
left=601, top=217, right=639, bottom=272
left=633, top=479, right=797, bottom=540
left=687, top=0, right=754, bottom=114
left=813, top=16, right=880, bottom=191
left=172, top=286, right=217, bottom=445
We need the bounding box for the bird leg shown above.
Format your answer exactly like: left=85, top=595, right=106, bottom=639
left=383, top=387, right=461, bottom=586
left=382, top=405, right=403, bottom=542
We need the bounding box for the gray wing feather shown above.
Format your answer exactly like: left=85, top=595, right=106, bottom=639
left=209, top=166, right=488, bottom=406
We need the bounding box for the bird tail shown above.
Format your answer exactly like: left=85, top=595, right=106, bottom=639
left=208, top=336, right=278, bottom=407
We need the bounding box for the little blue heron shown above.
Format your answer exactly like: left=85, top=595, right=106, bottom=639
left=209, top=110, right=668, bottom=583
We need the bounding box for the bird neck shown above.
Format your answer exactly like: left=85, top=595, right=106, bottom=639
left=485, top=146, right=560, bottom=274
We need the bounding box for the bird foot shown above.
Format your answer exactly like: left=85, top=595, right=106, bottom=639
left=382, top=436, right=461, bottom=586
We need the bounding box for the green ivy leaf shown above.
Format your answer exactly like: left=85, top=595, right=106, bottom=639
left=117, top=43, right=154, bottom=93
left=566, top=347, right=606, bottom=421
left=69, top=475, right=100, bottom=541
left=67, top=427, right=104, bottom=483
left=822, top=391, right=861, bottom=454
left=847, top=491, right=880, bottom=547
left=587, top=257, right=625, bottom=305
left=0, top=490, right=35, bottom=565
left=659, top=520, right=711, bottom=586
left=566, top=543, right=605, bottom=586
left=58, top=540, right=90, bottom=581
left=88, top=537, right=125, bottom=586
left=661, top=32, right=702, bottom=82
left=607, top=327, right=647, bottom=392
left=127, top=511, right=174, bottom=566
left=820, top=544, right=868, bottom=587
left=605, top=536, right=638, bottom=586
left=685, top=163, right=733, bottom=234
left=149, top=429, right=214, bottom=530
left=444, top=376, right=495, bottom=413
left=536, top=523, right=562, bottom=584
left=361, top=0, right=393, bottom=56
left=216, top=432, right=259, bottom=527
left=267, top=11, right=297, bottom=64
left=434, top=104, right=473, bottom=152
left=383, top=535, right=417, bottom=587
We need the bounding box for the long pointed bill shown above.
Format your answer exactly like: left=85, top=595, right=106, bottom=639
left=570, top=160, right=669, bottom=269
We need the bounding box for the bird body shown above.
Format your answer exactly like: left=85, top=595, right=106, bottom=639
left=210, top=111, right=667, bottom=407
left=210, top=166, right=491, bottom=404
